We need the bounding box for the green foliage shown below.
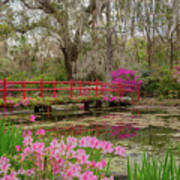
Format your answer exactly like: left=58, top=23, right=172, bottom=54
left=127, top=147, right=180, bottom=180
left=54, top=61, right=67, bottom=81
left=141, top=67, right=180, bottom=99
left=0, top=121, right=23, bottom=156
left=31, top=74, right=54, bottom=81
left=6, top=72, right=28, bottom=81
left=0, top=24, right=13, bottom=39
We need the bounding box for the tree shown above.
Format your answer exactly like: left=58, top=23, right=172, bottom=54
left=155, top=0, right=179, bottom=68
left=1, top=0, right=91, bottom=80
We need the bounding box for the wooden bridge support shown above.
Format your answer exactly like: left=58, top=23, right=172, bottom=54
left=95, top=100, right=102, bottom=108
left=84, top=102, right=90, bottom=111
left=34, top=105, right=52, bottom=113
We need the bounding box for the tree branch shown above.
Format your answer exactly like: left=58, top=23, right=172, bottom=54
left=21, top=0, right=56, bottom=14
left=0, top=0, right=9, bottom=6
left=21, top=0, right=43, bottom=10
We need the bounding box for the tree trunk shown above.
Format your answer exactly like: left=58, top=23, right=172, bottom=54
left=170, top=35, right=174, bottom=69
left=61, top=47, right=73, bottom=80
left=61, top=42, right=78, bottom=80
left=106, top=29, right=112, bottom=81
left=105, top=0, right=112, bottom=82
left=147, top=41, right=152, bottom=67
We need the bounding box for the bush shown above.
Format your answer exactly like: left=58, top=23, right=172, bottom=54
left=140, top=67, right=180, bottom=98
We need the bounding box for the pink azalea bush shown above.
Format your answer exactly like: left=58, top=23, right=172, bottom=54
left=111, top=69, right=142, bottom=92
left=14, top=97, right=33, bottom=107
left=173, top=66, right=180, bottom=83
left=111, top=69, right=142, bottom=85
left=103, top=95, right=119, bottom=103
left=0, top=129, right=126, bottom=180
left=102, top=95, right=131, bottom=104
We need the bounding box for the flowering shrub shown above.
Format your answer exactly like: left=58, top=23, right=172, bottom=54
left=0, top=129, right=126, bottom=180
left=103, top=95, right=120, bottom=103
left=173, top=66, right=180, bottom=83
left=102, top=95, right=131, bottom=104
left=111, top=69, right=142, bottom=92
left=13, top=97, right=33, bottom=108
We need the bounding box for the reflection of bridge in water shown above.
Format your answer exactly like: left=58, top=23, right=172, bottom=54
left=47, top=123, right=140, bottom=141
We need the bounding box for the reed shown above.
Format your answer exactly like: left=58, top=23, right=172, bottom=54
left=127, top=147, right=180, bottom=180
left=0, top=121, right=23, bottom=156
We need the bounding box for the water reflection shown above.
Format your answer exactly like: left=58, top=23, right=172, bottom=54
left=0, top=105, right=179, bottom=152
left=47, top=123, right=140, bottom=141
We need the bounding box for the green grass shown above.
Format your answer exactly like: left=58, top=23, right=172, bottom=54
left=0, top=121, right=23, bottom=156
left=127, top=146, right=180, bottom=180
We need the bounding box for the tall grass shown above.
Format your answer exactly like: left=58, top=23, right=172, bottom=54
left=127, top=146, right=180, bottom=180
left=0, top=121, right=23, bottom=156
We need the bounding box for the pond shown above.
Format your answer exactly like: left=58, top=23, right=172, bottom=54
left=0, top=104, right=180, bottom=177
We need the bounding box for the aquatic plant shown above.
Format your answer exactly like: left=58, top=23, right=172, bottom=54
left=0, top=128, right=126, bottom=179
left=127, top=147, right=180, bottom=180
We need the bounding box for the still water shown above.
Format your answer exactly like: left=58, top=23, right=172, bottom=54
left=0, top=104, right=180, bottom=176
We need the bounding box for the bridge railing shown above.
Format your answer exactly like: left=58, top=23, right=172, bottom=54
left=0, top=79, right=140, bottom=103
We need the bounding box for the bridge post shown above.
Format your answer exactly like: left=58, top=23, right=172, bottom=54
left=137, top=84, right=140, bottom=101
left=53, top=80, right=56, bottom=98
left=118, top=83, right=121, bottom=97
left=70, top=80, right=73, bottom=98
left=40, top=79, right=43, bottom=98
left=22, top=81, right=26, bottom=100
left=121, top=84, right=124, bottom=97
left=79, top=80, right=82, bottom=96
left=101, top=83, right=104, bottom=96
left=3, top=78, right=7, bottom=103
left=96, top=79, right=98, bottom=96
left=84, top=101, right=90, bottom=111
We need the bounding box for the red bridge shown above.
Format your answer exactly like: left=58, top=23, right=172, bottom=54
left=0, top=79, right=140, bottom=103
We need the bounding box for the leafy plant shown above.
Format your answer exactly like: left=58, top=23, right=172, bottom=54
left=0, top=128, right=125, bottom=179
left=0, top=121, right=23, bottom=156
left=127, top=147, right=180, bottom=180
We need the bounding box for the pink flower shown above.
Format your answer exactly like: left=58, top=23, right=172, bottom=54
left=0, top=171, right=18, bottom=180
left=0, top=132, right=126, bottom=180
left=80, top=171, right=98, bottom=180
left=101, top=141, right=113, bottom=154
left=114, top=146, right=126, bottom=157
left=66, top=136, right=77, bottom=151
left=103, top=96, right=109, bottom=102
left=91, top=160, right=97, bottom=168
left=37, top=129, right=45, bottom=136
left=0, top=157, right=10, bottom=173
left=96, top=159, right=106, bottom=169
left=78, top=104, right=84, bottom=110
left=17, top=168, right=25, bottom=175
left=30, top=114, right=36, bottom=122
left=27, top=130, right=32, bottom=136
left=66, top=164, right=81, bottom=177
left=22, top=131, right=26, bottom=137
left=23, top=135, right=33, bottom=146
left=22, top=130, right=32, bottom=138
left=16, top=145, right=21, bottom=152
left=75, top=149, right=90, bottom=165
left=101, top=159, right=106, bottom=168
left=26, top=169, right=34, bottom=176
